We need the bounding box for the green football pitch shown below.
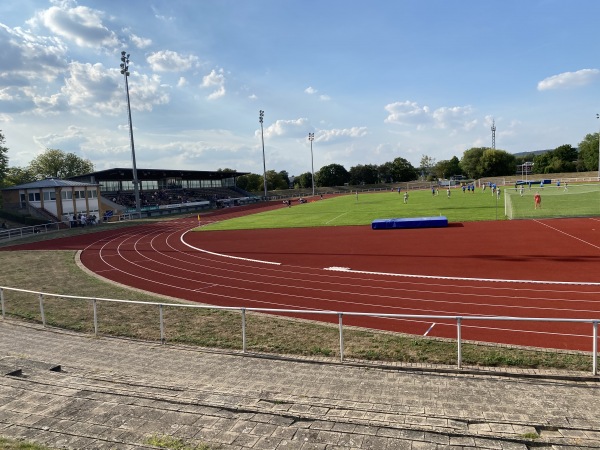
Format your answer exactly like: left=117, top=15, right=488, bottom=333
left=200, top=187, right=510, bottom=231
left=199, top=183, right=600, bottom=232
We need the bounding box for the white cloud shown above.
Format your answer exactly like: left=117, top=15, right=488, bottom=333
left=30, top=3, right=120, bottom=49
left=305, top=86, right=317, bottom=94
left=385, top=101, right=475, bottom=132
left=177, top=77, right=187, bottom=87
left=130, top=33, right=152, bottom=49
left=261, top=118, right=309, bottom=139
left=202, top=69, right=226, bottom=100
left=319, top=95, right=331, bottom=101
left=316, top=127, right=368, bottom=142
left=384, top=101, right=432, bottom=128
left=0, top=24, right=68, bottom=83
left=431, top=105, right=474, bottom=129
left=537, top=69, right=600, bottom=91
left=147, top=50, right=199, bottom=72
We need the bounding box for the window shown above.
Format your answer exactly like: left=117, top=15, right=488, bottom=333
left=43, top=191, right=56, bottom=201
left=87, top=190, right=98, bottom=199
left=61, top=191, right=73, bottom=200
left=28, top=192, right=41, bottom=201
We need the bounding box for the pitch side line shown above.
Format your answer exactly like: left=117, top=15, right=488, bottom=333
left=534, top=219, right=600, bottom=251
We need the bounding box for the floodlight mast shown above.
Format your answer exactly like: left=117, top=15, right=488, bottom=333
left=308, top=132, right=315, bottom=196
left=597, top=114, right=600, bottom=181
left=120, top=51, right=141, bottom=215
left=259, top=110, right=267, bottom=198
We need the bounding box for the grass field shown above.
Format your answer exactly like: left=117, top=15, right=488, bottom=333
left=199, top=183, right=600, bottom=232
left=505, top=183, right=600, bottom=219
left=199, top=187, right=507, bottom=231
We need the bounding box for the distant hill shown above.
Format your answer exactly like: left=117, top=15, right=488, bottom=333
left=512, top=148, right=578, bottom=158
left=512, top=149, right=552, bottom=158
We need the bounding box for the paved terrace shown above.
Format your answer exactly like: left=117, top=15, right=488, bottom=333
left=0, top=320, right=599, bottom=450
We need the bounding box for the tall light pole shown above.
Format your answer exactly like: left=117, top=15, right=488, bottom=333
left=308, top=132, right=315, bottom=196
left=120, top=51, right=141, bottom=215
left=259, top=110, right=267, bottom=198
left=596, top=114, right=600, bottom=181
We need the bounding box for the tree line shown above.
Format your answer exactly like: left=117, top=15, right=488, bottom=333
left=1, top=129, right=599, bottom=192
left=239, top=133, right=599, bottom=190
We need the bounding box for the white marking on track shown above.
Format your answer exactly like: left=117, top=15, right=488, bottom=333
left=534, top=219, right=600, bottom=250
left=423, top=322, right=436, bottom=336
left=180, top=230, right=281, bottom=265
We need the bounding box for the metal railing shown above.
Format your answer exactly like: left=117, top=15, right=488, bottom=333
left=1, top=285, right=598, bottom=375
left=0, top=222, right=63, bottom=242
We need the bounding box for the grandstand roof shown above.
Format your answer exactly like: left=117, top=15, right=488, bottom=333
left=69, top=168, right=248, bottom=183
left=1, top=178, right=98, bottom=191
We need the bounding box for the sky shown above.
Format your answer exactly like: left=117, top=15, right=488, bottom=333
left=2, top=0, right=600, bottom=178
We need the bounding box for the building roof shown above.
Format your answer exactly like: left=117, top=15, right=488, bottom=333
left=1, top=178, right=99, bottom=191
left=69, top=167, right=248, bottom=182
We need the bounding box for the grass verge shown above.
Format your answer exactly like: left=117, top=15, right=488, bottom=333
left=0, top=249, right=592, bottom=372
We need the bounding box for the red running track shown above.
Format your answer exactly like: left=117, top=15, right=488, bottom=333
left=6, top=205, right=600, bottom=352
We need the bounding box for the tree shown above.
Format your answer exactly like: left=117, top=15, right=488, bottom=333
left=390, top=157, right=417, bottom=182
left=433, top=156, right=462, bottom=179
left=265, top=170, right=289, bottom=190
left=459, top=147, right=486, bottom=179
left=2, top=167, right=36, bottom=187
left=236, top=173, right=262, bottom=191
left=478, top=149, right=516, bottom=177
left=577, top=133, right=599, bottom=172
left=348, top=164, right=379, bottom=185
left=277, top=170, right=291, bottom=189
left=294, top=172, right=313, bottom=189
left=419, top=154, right=436, bottom=179
left=532, top=145, right=577, bottom=174
left=377, top=162, right=394, bottom=183
left=316, top=163, right=349, bottom=187
left=0, top=131, right=8, bottom=187
left=28, top=148, right=94, bottom=180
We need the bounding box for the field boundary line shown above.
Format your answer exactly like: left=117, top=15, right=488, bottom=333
left=533, top=219, right=600, bottom=251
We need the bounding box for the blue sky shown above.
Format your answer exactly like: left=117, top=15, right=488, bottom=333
left=1, top=0, right=600, bottom=178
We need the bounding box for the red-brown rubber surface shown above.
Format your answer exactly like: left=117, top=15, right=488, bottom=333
left=5, top=203, right=600, bottom=352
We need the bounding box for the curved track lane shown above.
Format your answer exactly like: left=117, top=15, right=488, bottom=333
left=76, top=210, right=600, bottom=352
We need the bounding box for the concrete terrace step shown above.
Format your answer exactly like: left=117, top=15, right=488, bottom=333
left=1, top=320, right=600, bottom=449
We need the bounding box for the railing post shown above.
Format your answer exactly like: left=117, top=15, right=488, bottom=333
left=457, top=317, right=462, bottom=369
left=39, top=293, right=46, bottom=327
left=338, top=313, right=344, bottom=362
left=93, top=298, right=98, bottom=336
left=241, top=308, right=247, bottom=353
left=159, top=304, right=165, bottom=344
left=0, top=288, right=5, bottom=319
left=593, top=321, right=598, bottom=376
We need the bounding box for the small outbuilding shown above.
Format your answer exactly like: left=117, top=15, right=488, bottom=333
left=1, top=178, right=101, bottom=224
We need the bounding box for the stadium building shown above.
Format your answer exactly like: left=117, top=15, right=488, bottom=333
left=1, top=168, right=255, bottom=224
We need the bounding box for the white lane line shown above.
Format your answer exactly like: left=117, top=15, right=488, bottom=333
left=423, top=323, right=436, bottom=336
left=180, top=230, right=281, bottom=265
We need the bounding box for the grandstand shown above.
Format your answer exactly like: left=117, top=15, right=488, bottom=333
left=69, top=168, right=258, bottom=217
